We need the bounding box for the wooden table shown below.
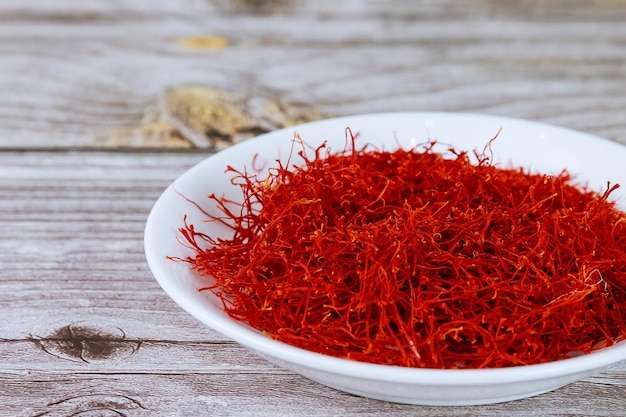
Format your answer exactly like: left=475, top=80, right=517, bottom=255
left=2, top=1, right=625, bottom=415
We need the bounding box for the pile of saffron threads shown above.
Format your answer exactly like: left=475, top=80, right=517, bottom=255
left=175, top=135, right=626, bottom=369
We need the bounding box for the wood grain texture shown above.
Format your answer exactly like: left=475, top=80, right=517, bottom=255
left=1, top=151, right=625, bottom=416
left=2, top=1, right=626, bottom=415
left=0, top=0, right=625, bottom=148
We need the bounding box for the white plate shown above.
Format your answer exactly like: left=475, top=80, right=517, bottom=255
left=145, top=112, right=626, bottom=405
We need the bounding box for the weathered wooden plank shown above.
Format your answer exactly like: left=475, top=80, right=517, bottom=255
left=2, top=370, right=625, bottom=417
left=0, top=151, right=213, bottom=342
left=0, top=338, right=281, bottom=373
left=0, top=1, right=625, bottom=149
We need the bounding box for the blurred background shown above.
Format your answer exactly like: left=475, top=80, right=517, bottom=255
left=1, top=0, right=625, bottom=150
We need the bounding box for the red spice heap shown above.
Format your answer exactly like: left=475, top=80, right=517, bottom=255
left=177, top=134, right=626, bottom=369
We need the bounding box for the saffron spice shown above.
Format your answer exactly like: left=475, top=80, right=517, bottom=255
left=175, top=133, right=626, bottom=369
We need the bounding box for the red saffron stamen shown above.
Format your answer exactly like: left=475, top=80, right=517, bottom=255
left=174, top=133, right=626, bottom=369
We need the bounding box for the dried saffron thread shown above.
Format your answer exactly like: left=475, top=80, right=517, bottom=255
left=174, top=132, right=626, bottom=369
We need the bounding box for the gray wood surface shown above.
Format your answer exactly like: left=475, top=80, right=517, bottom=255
left=1, top=1, right=626, bottom=415
left=2, top=0, right=626, bottom=150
